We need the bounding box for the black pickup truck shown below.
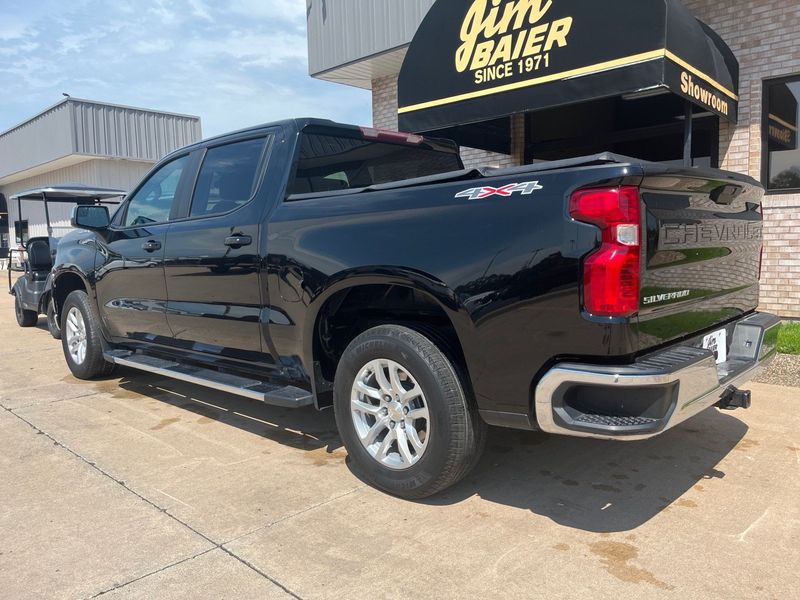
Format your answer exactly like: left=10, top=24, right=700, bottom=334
left=51, top=118, right=779, bottom=498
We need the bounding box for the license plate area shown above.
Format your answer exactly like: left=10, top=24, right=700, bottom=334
left=703, top=329, right=728, bottom=364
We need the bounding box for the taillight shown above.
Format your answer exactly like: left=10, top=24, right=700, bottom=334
left=569, top=186, right=642, bottom=318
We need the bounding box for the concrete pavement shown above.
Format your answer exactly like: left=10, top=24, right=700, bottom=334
left=1, top=288, right=798, bottom=599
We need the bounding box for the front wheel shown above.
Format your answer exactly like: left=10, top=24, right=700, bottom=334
left=14, top=294, right=38, bottom=327
left=61, top=290, right=115, bottom=379
left=334, top=325, right=486, bottom=499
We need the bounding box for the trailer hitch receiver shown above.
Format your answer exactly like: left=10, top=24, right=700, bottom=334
left=718, top=386, right=752, bottom=410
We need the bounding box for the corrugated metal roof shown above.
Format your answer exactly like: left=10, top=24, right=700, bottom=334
left=0, top=98, right=201, bottom=183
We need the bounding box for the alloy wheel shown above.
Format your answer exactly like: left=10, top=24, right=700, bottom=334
left=65, top=307, right=87, bottom=365
left=350, top=358, right=431, bottom=470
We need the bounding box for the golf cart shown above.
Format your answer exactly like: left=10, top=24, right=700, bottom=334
left=9, top=185, right=124, bottom=338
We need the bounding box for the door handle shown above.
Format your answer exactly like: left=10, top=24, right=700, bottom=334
left=224, top=235, right=252, bottom=248
left=142, top=240, right=161, bottom=252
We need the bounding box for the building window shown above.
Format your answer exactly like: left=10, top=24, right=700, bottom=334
left=763, top=76, right=800, bottom=192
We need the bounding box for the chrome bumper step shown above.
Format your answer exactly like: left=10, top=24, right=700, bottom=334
left=104, top=350, right=314, bottom=408
left=534, top=312, right=781, bottom=440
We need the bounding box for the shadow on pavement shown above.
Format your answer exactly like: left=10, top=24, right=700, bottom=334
left=425, top=410, right=747, bottom=533
left=112, top=368, right=343, bottom=453
left=110, top=368, right=746, bottom=533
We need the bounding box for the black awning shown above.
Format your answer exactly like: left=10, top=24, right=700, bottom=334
left=398, top=0, right=739, bottom=134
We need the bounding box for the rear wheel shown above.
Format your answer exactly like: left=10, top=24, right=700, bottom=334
left=14, top=294, right=38, bottom=327
left=47, top=298, right=62, bottom=339
left=61, top=290, right=115, bottom=379
left=334, top=325, right=486, bottom=499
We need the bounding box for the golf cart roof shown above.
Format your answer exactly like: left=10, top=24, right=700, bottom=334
left=10, top=184, right=125, bottom=203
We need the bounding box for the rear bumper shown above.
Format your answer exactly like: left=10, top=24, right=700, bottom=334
left=534, top=312, right=781, bottom=440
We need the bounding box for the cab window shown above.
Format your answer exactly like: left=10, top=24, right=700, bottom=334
left=124, top=155, right=190, bottom=227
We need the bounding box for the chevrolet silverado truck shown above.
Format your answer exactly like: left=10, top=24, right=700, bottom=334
left=51, top=118, right=779, bottom=498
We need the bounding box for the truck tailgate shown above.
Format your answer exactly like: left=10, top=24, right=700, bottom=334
left=638, top=172, right=764, bottom=349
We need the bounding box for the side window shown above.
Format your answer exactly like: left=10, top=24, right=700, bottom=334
left=124, top=155, right=189, bottom=227
left=189, top=137, right=266, bottom=218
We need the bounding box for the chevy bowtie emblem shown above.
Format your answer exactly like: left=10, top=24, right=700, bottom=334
left=455, top=181, right=544, bottom=200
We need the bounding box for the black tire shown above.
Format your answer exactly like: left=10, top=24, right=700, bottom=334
left=61, top=290, right=115, bottom=379
left=14, top=294, right=38, bottom=327
left=47, top=297, right=62, bottom=339
left=334, top=325, right=486, bottom=499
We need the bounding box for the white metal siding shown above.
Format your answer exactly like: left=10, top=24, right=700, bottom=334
left=307, top=0, right=436, bottom=77
left=0, top=99, right=201, bottom=180
left=3, top=159, right=152, bottom=240
left=72, top=102, right=201, bottom=161
left=0, top=103, right=74, bottom=180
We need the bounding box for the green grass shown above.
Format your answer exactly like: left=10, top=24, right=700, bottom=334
left=778, top=322, right=800, bottom=355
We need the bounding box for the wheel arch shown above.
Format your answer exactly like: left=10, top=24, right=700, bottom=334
left=304, top=268, right=478, bottom=406
left=52, top=269, right=93, bottom=317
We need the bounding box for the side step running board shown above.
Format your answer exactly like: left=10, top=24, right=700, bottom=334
left=104, top=350, right=314, bottom=408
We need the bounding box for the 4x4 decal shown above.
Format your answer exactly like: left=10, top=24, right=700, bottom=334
left=455, top=181, right=543, bottom=200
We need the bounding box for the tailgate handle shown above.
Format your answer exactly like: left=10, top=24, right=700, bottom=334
left=224, top=234, right=252, bottom=248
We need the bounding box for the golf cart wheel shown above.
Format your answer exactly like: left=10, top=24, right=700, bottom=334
left=47, top=298, right=62, bottom=339
left=14, top=294, right=38, bottom=327
left=61, top=290, right=115, bottom=379
left=333, top=325, right=486, bottom=499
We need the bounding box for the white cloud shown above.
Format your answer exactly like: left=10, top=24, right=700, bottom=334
left=0, top=40, right=40, bottom=56
left=133, top=39, right=174, bottom=54
left=229, top=0, right=306, bottom=23
left=0, top=16, right=35, bottom=41
left=148, top=0, right=179, bottom=24
left=187, top=30, right=308, bottom=68
left=187, top=0, right=213, bottom=22
left=0, top=0, right=371, bottom=138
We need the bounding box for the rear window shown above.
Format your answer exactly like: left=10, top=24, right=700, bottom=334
left=288, top=133, right=462, bottom=196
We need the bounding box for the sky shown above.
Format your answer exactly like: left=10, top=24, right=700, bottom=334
left=0, top=0, right=372, bottom=137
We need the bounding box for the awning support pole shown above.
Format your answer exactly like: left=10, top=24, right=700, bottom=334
left=42, top=192, right=53, bottom=238
left=683, top=101, right=693, bottom=167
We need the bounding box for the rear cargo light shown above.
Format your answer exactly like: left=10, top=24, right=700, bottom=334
left=359, top=127, right=424, bottom=145
left=569, top=186, right=642, bottom=318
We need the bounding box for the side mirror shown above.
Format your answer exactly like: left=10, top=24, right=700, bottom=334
left=71, top=205, right=110, bottom=230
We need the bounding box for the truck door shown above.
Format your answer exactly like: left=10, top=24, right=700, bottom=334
left=95, top=153, right=193, bottom=342
left=162, top=133, right=276, bottom=368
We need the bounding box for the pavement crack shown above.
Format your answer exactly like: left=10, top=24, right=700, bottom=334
left=4, top=390, right=104, bottom=410
left=217, top=546, right=305, bottom=600
left=88, top=547, right=217, bottom=598
left=223, top=485, right=364, bottom=546
left=3, top=405, right=305, bottom=600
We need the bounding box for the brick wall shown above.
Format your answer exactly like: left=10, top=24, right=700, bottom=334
left=373, top=74, right=523, bottom=170
left=371, top=0, right=800, bottom=317
left=372, top=75, right=399, bottom=131
left=683, top=0, right=800, bottom=318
